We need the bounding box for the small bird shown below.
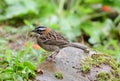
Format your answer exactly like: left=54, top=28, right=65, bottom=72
left=32, top=26, right=89, bottom=61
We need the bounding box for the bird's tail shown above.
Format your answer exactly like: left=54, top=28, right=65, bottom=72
left=68, top=43, right=89, bottom=53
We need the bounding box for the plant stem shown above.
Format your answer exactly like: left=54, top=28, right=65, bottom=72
left=58, top=0, right=65, bottom=15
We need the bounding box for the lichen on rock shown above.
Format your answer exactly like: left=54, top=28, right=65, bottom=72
left=54, top=71, right=63, bottom=79
left=96, top=72, right=110, bottom=81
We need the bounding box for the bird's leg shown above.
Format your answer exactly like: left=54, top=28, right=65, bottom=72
left=46, top=49, right=60, bottom=61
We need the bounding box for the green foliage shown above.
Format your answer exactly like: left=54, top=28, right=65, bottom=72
left=80, top=19, right=113, bottom=44
left=0, top=0, right=38, bottom=21
left=94, top=39, right=120, bottom=63
left=0, top=40, right=46, bottom=80
left=0, top=0, right=120, bottom=80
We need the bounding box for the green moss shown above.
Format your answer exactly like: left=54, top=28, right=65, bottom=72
left=108, top=58, right=118, bottom=70
left=111, top=69, right=120, bottom=78
left=96, top=72, right=110, bottom=81
left=91, top=54, right=107, bottom=67
left=91, top=54, right=100, bottom=59
left=109, top=61, right=117, bottom=70
left=54, top=71, right=63, bottom=79
left=91, top=54, right=106, bottom=63
left=91, top=54, right=118, bottom=70
left=111, top=78, right=120, bottom=81
left=81, top=64, right=91, bottom=74
left=81, top=53, right=120, bottom=80
left=97, top=56, right=106, bottom=64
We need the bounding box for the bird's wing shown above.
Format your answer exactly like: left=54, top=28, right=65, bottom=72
left=40, top=30, right=69, bottom=46
left=42, top=39, right=69, bottom=46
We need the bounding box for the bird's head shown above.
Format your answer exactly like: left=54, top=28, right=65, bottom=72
left=32, top=26, right=50, bottom=35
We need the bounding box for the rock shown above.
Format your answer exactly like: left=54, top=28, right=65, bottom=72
left=34, top=47, right=120, bottom=81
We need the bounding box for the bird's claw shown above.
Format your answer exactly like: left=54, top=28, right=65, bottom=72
left=45, top=55, right=56, bottom=62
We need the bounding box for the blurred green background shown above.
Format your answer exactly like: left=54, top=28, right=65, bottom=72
left=0, top=0, right=120, bottom=80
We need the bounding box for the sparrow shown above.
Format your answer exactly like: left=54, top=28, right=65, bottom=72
left=32, top=26, right=89, bottom=61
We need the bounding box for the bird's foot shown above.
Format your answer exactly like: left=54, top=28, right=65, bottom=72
left=45, top=49, right=59, bottom=62
left=46, top=55, right=55, bottom=62
left=45, top=52, right=58, bottom=62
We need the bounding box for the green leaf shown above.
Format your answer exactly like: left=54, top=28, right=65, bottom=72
left=14, top=61, right=24, bottom=71
left=23, top=61, right=36, bottom=71
left=4, top=0, right=21, bottom=5
left=13, top=73, right=23, bottom=81
left=5, top=50, right=12, bottom=62
left=59, top=15, right=81, bottom=40
left=0, top=0, right=38, bottom=21
left=3, top=67, right=13, bottom=73
left=0, top=72, right=13, bottom=80
left=39, top=56, right=46, bottom=63
left=85, top=0, right=102, bottom=3
left=25, top=41, right=32, bottom=53
left=81, top=19, right=113, bottom=44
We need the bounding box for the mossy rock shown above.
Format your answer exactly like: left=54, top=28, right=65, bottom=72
left=80, top=53, right=120, bottom=81
left=35, top=46, right=120, bottom=81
